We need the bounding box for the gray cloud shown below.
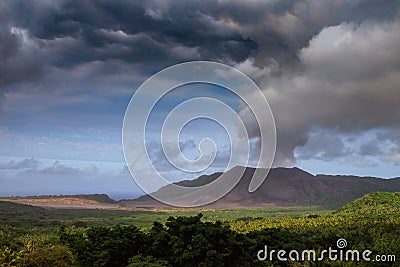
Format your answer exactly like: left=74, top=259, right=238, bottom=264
left=358, top=140, right=383, bottom=157
left=377, top=129, right=400, bottom=165
left=237, top=18, right=400, bottom=166
left=295, top=127, right=400, bottom=168
left=29, top=161, right=99, bottom=176
left=295, top=130, right=349, bottom=161
left=0, top=158, right=99, bottom=175
left=0, top=158, right=40, bottom=169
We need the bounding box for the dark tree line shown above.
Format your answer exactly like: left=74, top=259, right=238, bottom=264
left=59, top=214, right=261, bottom=267
left=58, top=211, right=400, bottom=266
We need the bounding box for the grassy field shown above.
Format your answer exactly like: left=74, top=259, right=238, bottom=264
left=0, top=200, right=331, bottom=227
left=0, top=200, right=331, bottom=249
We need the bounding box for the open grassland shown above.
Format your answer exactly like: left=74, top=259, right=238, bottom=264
left=0, top=200, right=331, bottom=240
left=0, top=201, right=331, bottom=227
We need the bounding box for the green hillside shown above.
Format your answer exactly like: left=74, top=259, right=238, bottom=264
left=336, top=191, right=400, bottom=217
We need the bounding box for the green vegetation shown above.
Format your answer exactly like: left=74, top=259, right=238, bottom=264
left=0, top=201, right=329, bottom=229
left=1, top=192, right=400, bottom=266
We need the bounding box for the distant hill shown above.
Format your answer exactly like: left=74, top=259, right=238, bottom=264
left=0, top=194, right=118, bottom=209
left=1, top=194, right=115, bottom=204
left=120, top=167, right=400, bottom=209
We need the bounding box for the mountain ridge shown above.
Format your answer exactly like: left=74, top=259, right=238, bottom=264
left=120, top=166, right=400, bottom=209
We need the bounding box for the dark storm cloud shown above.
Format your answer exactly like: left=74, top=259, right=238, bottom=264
left=1, top=0, right=257, bottom=69
left=0, top=4, right=44, bottom=91
left=0, top=0, right=259, bottom=117
left=2, top=0, right=396, bottom=82
left=199, top=0, right=400, bottom=65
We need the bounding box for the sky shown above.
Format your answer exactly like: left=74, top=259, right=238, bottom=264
left=0, top=0, right=399, bottom=199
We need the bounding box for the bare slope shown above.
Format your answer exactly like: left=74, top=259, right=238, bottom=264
left=121, top=167, right=400, bottom=209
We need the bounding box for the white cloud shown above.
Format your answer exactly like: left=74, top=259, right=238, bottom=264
left=299, top=21, right=400, bottom=81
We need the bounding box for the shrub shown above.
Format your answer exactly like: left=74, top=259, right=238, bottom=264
left=24, top=245, right=74, bottom=267
left=127, top=255, right=170, bottom=267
